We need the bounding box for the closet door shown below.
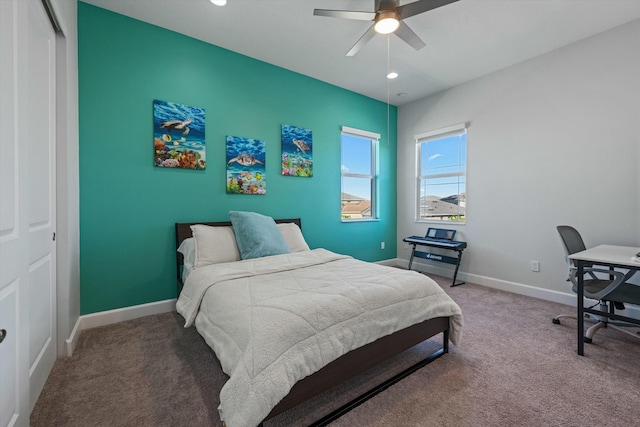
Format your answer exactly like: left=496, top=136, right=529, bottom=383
left=0, top=0, right=57, bottom=425
left=0, top=3, right=26, bottom=425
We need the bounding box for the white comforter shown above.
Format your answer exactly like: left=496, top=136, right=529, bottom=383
left=176, top=249, right=463, bottom=427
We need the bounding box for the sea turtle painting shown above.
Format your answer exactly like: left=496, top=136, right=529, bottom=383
left=293, top=139, right=310, bottom=154
left=226, top=136, right=266, bottom=194
left=281, top=124, right=313, bottom=177
left=160, top=118, right=192, bottom=136
left=153, top=100, right=205, bottom=170
left=227, top=153, right=264, bottom=167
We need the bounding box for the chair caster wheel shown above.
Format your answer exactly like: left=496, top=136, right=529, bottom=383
left=583, top=337, right=592, bottom=343
left=552, top=318, right=560, bottom=324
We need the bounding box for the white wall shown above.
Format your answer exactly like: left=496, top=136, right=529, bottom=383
left=397, top=19, right=640, bottom=302
left=50, top=0, right=80, bottom=356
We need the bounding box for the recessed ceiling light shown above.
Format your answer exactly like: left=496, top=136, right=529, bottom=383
left=210, top=0, right=227, bottom=6
left=397, top=92, right=408, bottom=97
left=387, top=72, right=398, bottom=79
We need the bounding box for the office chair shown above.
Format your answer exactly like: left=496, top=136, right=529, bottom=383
left=553, top=225, right=640, bottom=343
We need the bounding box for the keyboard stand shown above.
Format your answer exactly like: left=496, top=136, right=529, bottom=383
left=403, top=237, right=467, bottom=287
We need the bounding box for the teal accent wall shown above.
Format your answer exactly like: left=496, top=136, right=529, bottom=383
left=78, top=3, right=397, bottom=315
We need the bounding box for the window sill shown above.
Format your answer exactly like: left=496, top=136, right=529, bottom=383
left=341, top=218, right=380, bottom=223
left=416, top=219, right=466, bottom=225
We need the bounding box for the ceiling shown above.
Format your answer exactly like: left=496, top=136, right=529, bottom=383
left=80, top=0, right=640, bottom=106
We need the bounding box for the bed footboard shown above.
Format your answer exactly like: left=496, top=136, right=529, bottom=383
left=263, top=316, right=450, bottom=425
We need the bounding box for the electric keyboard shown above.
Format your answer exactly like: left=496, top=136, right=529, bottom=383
left=403, top=236, right=467, bottom=249
left=403, top=228, right=467, bottom=286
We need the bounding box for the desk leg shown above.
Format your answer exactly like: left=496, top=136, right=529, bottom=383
left=408, top=246, right=416, bottom=270
left=451, top=250, right=465, bottom=287
left=577, top=261, right=584, bottom=356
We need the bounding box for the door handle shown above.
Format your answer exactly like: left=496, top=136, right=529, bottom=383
left=0, top=329, right=6, bottom=344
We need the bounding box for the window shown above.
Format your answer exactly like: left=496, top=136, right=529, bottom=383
left=341, top=126, right=379, bottom=220
left=416, top=124, right=467, bottom=222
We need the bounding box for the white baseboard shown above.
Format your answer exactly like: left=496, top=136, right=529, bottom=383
left=63, top=299, right=178, bottom=356
left=81, top=298, right=177, bottom=330
left=65, top=316, right=82, bottom=357
left=396, top=258, right=640, bottom=319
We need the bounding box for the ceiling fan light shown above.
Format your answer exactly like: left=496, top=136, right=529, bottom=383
left=374, top=11, right=399, bottom=34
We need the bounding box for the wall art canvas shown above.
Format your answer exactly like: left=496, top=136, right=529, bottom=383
left=281, top=124, right=313, bottom=177
left=226, top=136, right=266, bottom=194
left=153, top=99, right=206, bottom=169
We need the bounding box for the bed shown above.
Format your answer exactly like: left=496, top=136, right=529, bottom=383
left=175, top=214, right=463, bottom=427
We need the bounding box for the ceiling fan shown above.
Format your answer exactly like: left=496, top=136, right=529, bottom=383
left=314, top=0, right=459, bottom=56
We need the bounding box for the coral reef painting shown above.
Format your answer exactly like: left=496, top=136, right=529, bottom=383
left=153, top=99, right=206, bottom=169
left=281, top=124, right=312, bottom=177
left=226, top=136, right=266, bottom=194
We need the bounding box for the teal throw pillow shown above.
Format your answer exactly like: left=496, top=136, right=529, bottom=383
left=229, top=211, right=291, bottom=260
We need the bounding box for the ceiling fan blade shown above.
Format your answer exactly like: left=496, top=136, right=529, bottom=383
left=395, top=21, right=426, bottom=51
left=346, top=24, right=377, bottom=56
left=313, top=9, right=375, bottom=21
left=396, top=0, right=459, bottom=20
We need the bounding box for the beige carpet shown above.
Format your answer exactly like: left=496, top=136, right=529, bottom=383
left=31, top=276, right=640, bottom=426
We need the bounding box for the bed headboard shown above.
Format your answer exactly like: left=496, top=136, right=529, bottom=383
left=174, top=218, right=302, bottom=287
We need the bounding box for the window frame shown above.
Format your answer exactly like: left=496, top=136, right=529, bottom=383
left=340, top=126, right=380, bottom=222
left=415, top=123, right=467, bottom=223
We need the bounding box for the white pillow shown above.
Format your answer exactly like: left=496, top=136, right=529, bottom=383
left=277, top=222, right=310, bottom=252
left=177, top=237, right=195, bottom=267
left=177, top=237, right=196, bottom=282
left=190, top=224, right=242, bottom=268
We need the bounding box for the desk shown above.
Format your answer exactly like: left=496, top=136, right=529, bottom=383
left=569, top=245, right=640, bottom=356
left=403, top=236, right=467, bottom=286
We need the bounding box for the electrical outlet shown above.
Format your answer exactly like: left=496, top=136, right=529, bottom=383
left=531, top=260, right=540, bottom=272
left=381, top=241, right=385, bottom=250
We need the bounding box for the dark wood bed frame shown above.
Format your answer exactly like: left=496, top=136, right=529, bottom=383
left=175, top=218, right=451, bottom=426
